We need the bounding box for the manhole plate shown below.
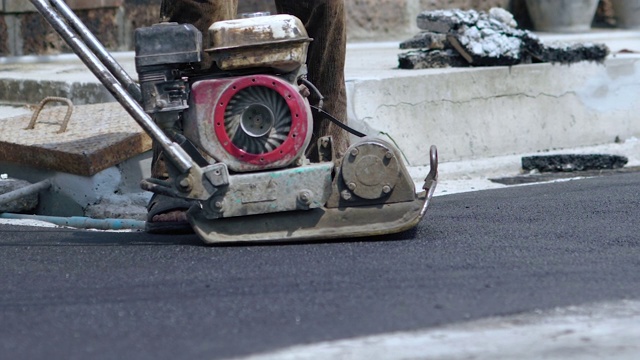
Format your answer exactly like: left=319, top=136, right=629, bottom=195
left=0, top=102, right=151, bottom=176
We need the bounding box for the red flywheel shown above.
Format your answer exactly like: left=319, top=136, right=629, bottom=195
left=212, top=75, right=311, bottom=168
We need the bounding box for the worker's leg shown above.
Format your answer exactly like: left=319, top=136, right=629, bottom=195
left=148, top=0, right=238, bottom=233
left=152, top=0, right=238, bottom=179
left=160, top=0, right=237, bottom=43
left=275, top=0, right=349, bottom=159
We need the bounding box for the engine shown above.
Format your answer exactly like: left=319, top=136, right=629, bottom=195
left=134, top=14, right=313, bottom=172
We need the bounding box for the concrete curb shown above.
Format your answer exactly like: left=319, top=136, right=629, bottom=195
left=235, top=300, right=640, bottom=360
left=347, top=55, right=640, bottom=165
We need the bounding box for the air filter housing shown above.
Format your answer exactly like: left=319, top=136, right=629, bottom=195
left=205, top=14, right=311, bottom=72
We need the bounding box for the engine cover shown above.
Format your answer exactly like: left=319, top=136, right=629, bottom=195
left=183, top=75, right=313, bottom=172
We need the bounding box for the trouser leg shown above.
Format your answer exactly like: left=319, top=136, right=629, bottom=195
left=152, top=0, right=238, bottom=178
left=160, top=0, right=238, bottom=39
left=275, top=0, right=349, bottom=158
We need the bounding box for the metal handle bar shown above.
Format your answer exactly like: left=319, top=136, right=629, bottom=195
left=48, top=0, right=142, bottom=103
left=29, top=0, right=194, bottom=174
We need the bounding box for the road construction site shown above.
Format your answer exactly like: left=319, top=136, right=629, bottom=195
left=1, top=30, right=640, bottom=225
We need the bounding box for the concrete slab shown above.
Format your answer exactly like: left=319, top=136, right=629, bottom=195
left=0, top=102, right=151, bottom=176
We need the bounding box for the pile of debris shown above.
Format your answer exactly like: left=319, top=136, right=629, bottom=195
left=399, top=8, right=610, bottom=69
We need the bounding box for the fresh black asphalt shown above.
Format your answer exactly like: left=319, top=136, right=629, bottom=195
left=1, top=172, right=639, bottom=359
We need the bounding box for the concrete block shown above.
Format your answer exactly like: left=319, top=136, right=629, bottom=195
left=0, top=150, right=152, bottom=219
left=0, top=177, right=38, bottom=213
left=347, top=55, right=640, bottom=166
left=84, top=192, right=150, bottom=221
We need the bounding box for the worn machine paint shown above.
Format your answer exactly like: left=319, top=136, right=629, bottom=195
left=29, top=0, right=438, bottom=244
left=207, top=15, right=311, bottom=72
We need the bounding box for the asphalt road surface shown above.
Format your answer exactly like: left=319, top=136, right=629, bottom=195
left=1, top=172, right=639, bottom=359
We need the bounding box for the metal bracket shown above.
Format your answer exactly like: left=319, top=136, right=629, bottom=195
left=203, top=163, right=230, bottom=187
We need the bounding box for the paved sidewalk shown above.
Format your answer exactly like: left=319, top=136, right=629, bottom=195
left=239, top=300, right=640, bottom=360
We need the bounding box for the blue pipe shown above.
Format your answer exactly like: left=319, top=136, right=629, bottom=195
left=0, top=213, right=146, bottom=231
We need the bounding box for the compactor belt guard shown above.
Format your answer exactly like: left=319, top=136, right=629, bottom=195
left=29, top=0, right=438, bottom=244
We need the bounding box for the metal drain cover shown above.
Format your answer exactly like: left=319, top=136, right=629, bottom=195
left=0, top=102, right=151, bottom=176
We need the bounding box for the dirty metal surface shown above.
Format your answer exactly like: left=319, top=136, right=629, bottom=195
left=206, top=14, right=311, bottom=72
left=202, top=162, right=333, bottom=220
left=0, top=102, right=151, bottom=176
left=189, top=196, right=429, bottom=244
left=189, top=145, right=439, bottom=244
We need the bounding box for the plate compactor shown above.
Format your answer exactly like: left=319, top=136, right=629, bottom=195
left=31, top=0, right=438, bottom=244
